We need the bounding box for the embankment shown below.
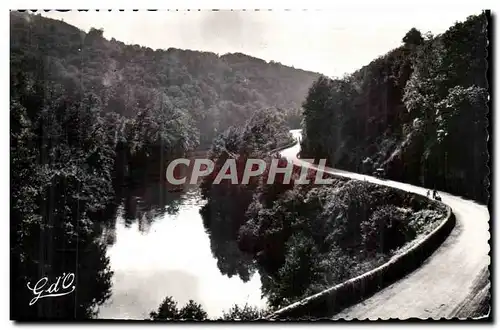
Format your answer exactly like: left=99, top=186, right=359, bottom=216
left=267, top=202, right=455, bottom=320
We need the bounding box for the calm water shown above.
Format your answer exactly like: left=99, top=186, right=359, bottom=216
left=97, top=164, right=266, bottom=319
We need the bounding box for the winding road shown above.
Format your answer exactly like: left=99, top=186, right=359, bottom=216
left=279, top=129, right=490, bottom=319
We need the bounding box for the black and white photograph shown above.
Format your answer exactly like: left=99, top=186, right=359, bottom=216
left=9, top=6, right=492, bottom=321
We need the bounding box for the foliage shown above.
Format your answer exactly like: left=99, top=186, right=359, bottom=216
left=149, top=296, right=208, bottom=321
left=199, top=107, right=294, bottom=281
left=360, top=205, right=415, bottom=254
left=178, top=300, right=208, bottom=320
left=10, top=10, right=479, bottom=320
left=11, top=69, right=114, bottom=319
left=10, top=12, right=319, bottom=147
left=301, top=13, right=488, bottom=203
left=403, top=28, right=424, bottom=46
left=200, top=113, right=446, bottom=309
left=150, top=298, right=270, bottom=321
left=221, top=303, right=268, bottom=320
left=149, top=296, right=179, bottom=320
left=9, top=12, right=311, bottom=319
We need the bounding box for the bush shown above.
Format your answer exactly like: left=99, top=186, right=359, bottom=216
left=361, top=205, right=415, bottom=254
left=222, top=303, right=267, bottom=320
left=178, top=300, right=208, bottom=320
left=409, top=209, right=445, bottom=234
left=150, top=296, right=208, bottom=321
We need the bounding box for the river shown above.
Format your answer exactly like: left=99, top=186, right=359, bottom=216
left=97, top=157, right=267, bottom=319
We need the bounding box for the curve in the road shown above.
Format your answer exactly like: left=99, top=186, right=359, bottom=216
left=276, top=129, right=490, bottom=319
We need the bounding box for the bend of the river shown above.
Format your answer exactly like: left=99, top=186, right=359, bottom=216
left=97, top=178, right=267, bottom=319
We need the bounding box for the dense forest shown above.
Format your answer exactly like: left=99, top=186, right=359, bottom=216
left=10, top=10, right=487, bottom=320
left=11, top=59, right=115, bottom=318
left=199, top=108, right=446, bottom=311
left=301, top=13, right=489, bottom=203
left=10, top=11, right=317, bottom=319
left=11, top=11, right=318, bottom=148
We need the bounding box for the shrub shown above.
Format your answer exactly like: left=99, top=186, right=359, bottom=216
left=360, top=205, right=415, bottom=254
left=150, top=297, right=208, bottom=321
left=222, top=303, right=267, bottom=320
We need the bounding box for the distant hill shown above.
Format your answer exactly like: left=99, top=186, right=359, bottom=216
left=10, top=11, right=320, bottom=147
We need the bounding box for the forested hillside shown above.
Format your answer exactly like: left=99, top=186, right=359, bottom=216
left=11, top=10, right=489, bottom=320
left=10, top=11, right=318, bottom=319
left=199, top=108, right=446, bottom=311
left=301, top=13, right=489, bottom=203
left=11, top=11, right=319, bottom=148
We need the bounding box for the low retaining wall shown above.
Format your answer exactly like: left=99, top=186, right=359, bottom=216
left=266, top=203, right=456, bottom=320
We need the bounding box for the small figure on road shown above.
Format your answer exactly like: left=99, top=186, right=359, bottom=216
left=426, top=190, right=430, bottom=198
left=432, top=189, right=437, bottom=199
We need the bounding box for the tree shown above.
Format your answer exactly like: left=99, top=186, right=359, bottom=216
left=178, top=300, right=208, bottom=320
left=360, top=205, right=415, bottom=254
left=434, top=86, right=488, bottom=200
left=300, top=13, right=488, bottom=203
left=10, top=75, right=114, bottom=319
left=402, top=28, right=424, bottom=46
left=149, top=297, right=208, bottom=321
left=222, top=303, right=266, bottom=320
left=301, top=76, right=335, bottom=161
left=149, top=296, right=180, bottom=320
left=10, top=11, right=321, bottom=149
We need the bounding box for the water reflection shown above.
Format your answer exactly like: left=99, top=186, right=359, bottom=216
left=201, top=202, right=257, bottom=283
left=98, top=160, right=266, bottom=320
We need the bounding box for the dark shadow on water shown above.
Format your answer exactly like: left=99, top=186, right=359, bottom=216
left=102, top=158, right=204, bottom=244
left=199, top=195, right=258, bottom=283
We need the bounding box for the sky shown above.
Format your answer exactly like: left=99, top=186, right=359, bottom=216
left=41, top=9, right=482, bottom=77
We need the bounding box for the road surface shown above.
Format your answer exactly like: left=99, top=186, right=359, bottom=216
left=279, top=129, right=490, bottom=319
